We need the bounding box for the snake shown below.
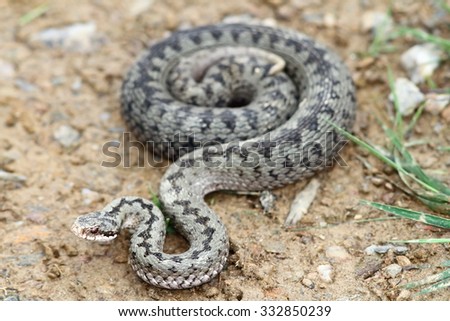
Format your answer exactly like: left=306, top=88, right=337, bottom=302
left=71, top=23, right=356, bottom=289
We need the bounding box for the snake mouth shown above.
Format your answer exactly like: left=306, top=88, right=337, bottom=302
left=71, top=223, right=118, bottom=243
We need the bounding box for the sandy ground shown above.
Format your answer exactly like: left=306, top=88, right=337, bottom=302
left=0, top=0, right=449, bottom=301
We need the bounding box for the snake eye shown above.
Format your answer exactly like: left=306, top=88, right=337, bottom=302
left=90, top=227, right=99, bottom=234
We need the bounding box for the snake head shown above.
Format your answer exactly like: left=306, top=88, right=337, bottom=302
left=71, top=211, right=119, bottom=242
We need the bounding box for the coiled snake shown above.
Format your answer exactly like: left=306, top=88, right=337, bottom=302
left=71, top=23, right=356, bottom=289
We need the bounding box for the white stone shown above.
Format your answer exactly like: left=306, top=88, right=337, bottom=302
left=364, top=244, right=408, bottom=255
left=53, top=125, right=80, bottom=147
left=0, top=59, right=15, bottom=79
left=401, top=43, right=443, bottom=84
left=81, top=188, right=103, bottom=205
left=129, top=0, right=154, bottom=16
left=0, top=169, right=26, bottom=182
left=361, top=11, right=394, bottom=34
left=425, top=93, right=450, bottom=115
left=317, top=264, right=334, bottom=283
left=389, top=77, right=425, bottom=116
left=32, top=22, right=104, bottom=53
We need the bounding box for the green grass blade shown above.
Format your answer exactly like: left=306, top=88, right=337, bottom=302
left=19, top=3, right=49, bottom=26
left=387, top=66, right=404, bottom=136
left=148, top=187, right=162, bottom=209
left=333, top=123, right=450, bottom=206
left=331, top=123, right=401, bottom=171
left=367, top=8, right=395, bottom=57
left=361, top=200, right=450, bottom=229
left=405, top=102, right=426, bottom=136
left=437, top=0, right=450, bottom=13
left=392, top=27, right=450, bottom=52
left=403, top=269, right=450, bottom=289
left=418, top=278, right=450, bottom=295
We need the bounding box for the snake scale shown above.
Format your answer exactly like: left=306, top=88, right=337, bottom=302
left=71, top=23, right=356, bottom=289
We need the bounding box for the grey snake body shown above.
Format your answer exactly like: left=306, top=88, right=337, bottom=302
left=71, top=23, right=356, bottom=289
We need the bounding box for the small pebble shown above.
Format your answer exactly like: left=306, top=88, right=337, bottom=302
left=128, top=0, right=154, bottom=16
left=290, top=269, right=305, bottom=282
left=400, top=44, right=443, bottom=84
left=302, top=278, right=314, bottom=289
left=47, top=264, right=62, bottom=279
left=15, top=79, right=37, bottom=92
left=382, top=165, right=395, bottom=175
left=32, top=22, right=105, bottom=53
left=396, top=255, right=411, bottom=267
left=384, top=263, right=402, bottom=278
left=384, top=182, right=393, bottom=191
left=301, top=12, right=324, bottom=26
left=81, top=188, right=103, bottom=205
left=0, top=169, right=27, bottom=182
left=359, top=181, right=371, bottom=194
left=396, top=289, right=411, bottom=301
left=53, top=125, right=80, bottom=148
left=317, top=264, right=334, bottom=283
left=364, top=244, right=408, bottom=255
left=0, top=59, right=15, bottom=79
left=356, top=260, right=382, bottom=278
left=325, top=245, right=351, bottom=262
left=425, top=93, right=450, bottom=115
left=222, top=15, right=277, bottom=27
left=0, top=268, right=9, bottom=278
left=370, top=177, right=384, bottom=187
left=259, top=190, right=276, bottom=214
left=99, top=112, right=111, bottom=122
left=276, top=5, right=295, bottom=20
left=323, top=13, right=336, bottom=28
left=318, top=221, right=327, bottom=228
left=71, top=77, right=82, bottom=93
left=389, top=77, right=425, bottom=116
left=433, top=122, right=444, bottom=133
left=361, top=11, right=394, bottom=35
left=264, top=240, right=286, bottom=254
left=381, top=192, right=395, bottom=204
